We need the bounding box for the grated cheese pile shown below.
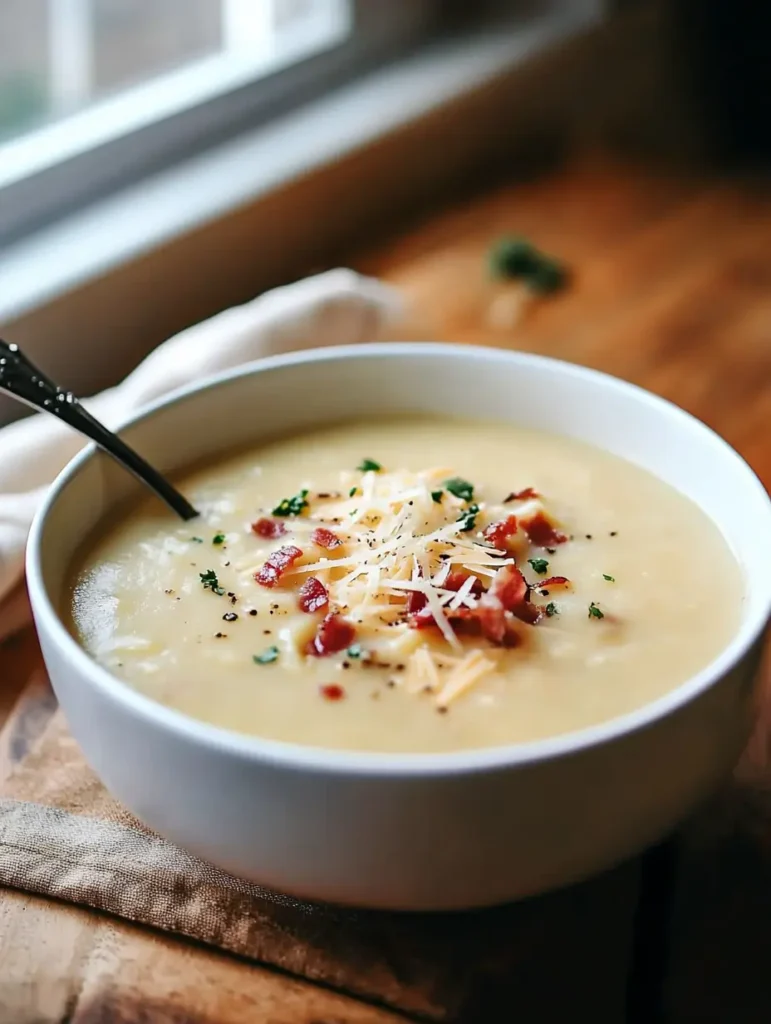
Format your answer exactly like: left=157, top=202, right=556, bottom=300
left=243, top=468, right=553, bottom=707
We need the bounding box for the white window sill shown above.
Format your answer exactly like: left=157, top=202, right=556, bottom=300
left=0, top=0, right=600, bottom=326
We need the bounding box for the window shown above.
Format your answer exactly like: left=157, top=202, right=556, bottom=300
left=0, top=0, right=444, bottom=243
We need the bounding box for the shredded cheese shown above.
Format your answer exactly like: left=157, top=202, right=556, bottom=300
left=250, top=469, right=552, bottom=704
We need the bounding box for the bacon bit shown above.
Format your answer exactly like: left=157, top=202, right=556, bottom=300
left=407, top=590, right=428, bottom=614
left=534, top=575, right=570, bottom=589
left=298, top=577, right=329, bottom=613
left=522, top=512, right=568, bottom=548
left=252, top=517, right=286, bottom=539
left=503, top=487, right=539, bottom=503
left=490, top=565, right=541, bottom=625
left=255, top=545, right=303, bottom=587
left=311, top=526, right=342, bottom=549
left=443, top=571, right=484, bottom=595
left=320, top=683, right=345, bottom=701
left=307, top=613, right=356, bottom=657
left=475, top=594, right=507, bottom=643
left=483, top=515, right=519, bottom=550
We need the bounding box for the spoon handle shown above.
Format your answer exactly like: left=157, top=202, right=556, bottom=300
left=0, top=340, right=199, bottom=521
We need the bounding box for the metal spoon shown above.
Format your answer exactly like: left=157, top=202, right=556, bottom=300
left=0, top=340, right=199, bottom=521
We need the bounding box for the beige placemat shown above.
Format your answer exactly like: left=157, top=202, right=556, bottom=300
left=0, top=681, right=637, bottom=1022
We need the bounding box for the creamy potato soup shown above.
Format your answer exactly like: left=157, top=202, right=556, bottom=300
left=68, top=417, right=742, bottom=753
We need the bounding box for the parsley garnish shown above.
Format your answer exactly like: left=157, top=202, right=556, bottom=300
left=445, top=477, right=475, bottom=502
left=588, top=602, right=604, bottom=619
left=603, top=574, right=615, bottom=582
left=545, top=602, right=558, bottom=617
left=272, top=489, right=309, bottom=517
left=457, top=503, right=480, bottom=532
left=528, top=557, right=549, bottom=575
left=357, top=458, right=382, bottom=472
left=190, top=536, right=203, bottom=543
left=253, top=646, right=279, bottom=665
left=488, top=236, right=568, bottom=295
left=348, top=486, right=357, bottom=497
left=199, top=569, right=225, bottom=595
left=347, top=644, right=365, bottom=659
left=212, top=533, right=226, bottom=545
left=431, top=490, right=444, bottom=504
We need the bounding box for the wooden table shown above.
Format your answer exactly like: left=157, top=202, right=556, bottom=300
left=1, top=155, right=770, bottom=1022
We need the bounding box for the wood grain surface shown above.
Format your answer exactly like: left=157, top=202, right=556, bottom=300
left=1, top=154, right=769, bottom=1022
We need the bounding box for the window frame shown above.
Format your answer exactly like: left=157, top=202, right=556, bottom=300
left=0, top=0, right=446, bottom=245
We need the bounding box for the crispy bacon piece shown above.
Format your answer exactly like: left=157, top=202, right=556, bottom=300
left=251, top=517, right=286, bottom=539
left=483, top=515, right=519, bottom=550
left=490, top=564, right=541, bottom=625
left=503, top=487, right=539, bottom=503
left=320, top=683, right=346, bottom=701
left=522, top=511, right=568, bottom=548
left=254, top=545, right=303, bottom=587
left=532, top=575, right=570, bottom=589
left=298, top=576, right=329, bottom=613
left=443, top=571, right=484, bottom=596
left=311, top=527, right=342, bottom=549
left=307, top=613, right=356, bottom=657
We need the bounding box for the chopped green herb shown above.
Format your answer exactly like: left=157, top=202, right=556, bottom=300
left=349, top=486, right=357, bottom=497
left=602, top=573, right=615, bottom=582
left=357, top=458, right=382, bottom=472
left=488, top=235, right=568, bottom=294
left=347, top=644, right=365, bottom=659
left=431, top=489, right=444, bottom=504
left=199, top=569, right=225, bottom=595
left=212, top=532, right=226, bottom=545
left=528, top=259, right=568, bottom=295
left=489, top=237, right=538, bottom=278
left=456, top=503, right=480, bottom=532
left=528, top=557, right=549, bottom=575
left=190, top=536, right=203, bottom=543
left=253, top=646, right=279, bottom=665
left=445, top=477, right=475, bottom=502
left=588, top=602, right=604, bottom=620
left=545, top=602, right=558, bottom=617
left=350, top=509, right=358, bottom=517
left=272, top=489, right=309, bottom=517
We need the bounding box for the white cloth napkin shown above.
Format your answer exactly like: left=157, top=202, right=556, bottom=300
left=0, top=269, right=402, bottom=640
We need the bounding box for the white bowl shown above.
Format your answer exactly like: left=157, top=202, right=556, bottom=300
left=27, top=344, right=771, bottom=910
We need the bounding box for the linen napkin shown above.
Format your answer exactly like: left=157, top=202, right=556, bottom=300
left=0, top=695, right=637, bottom=1022
left=0, top=269, right=401, bottom=641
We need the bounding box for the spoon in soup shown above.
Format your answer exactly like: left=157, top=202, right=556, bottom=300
left=0, top=339, right=199, bottom=521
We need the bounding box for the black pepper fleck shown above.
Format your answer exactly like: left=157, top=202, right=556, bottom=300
left=215, top=632, right=226, bottom=638
left=224, top=561, right=231, bottom=567
left=437, top=706, right=448, bottom=714
left=546, top=548, right=556, bottom=554
left=540, top=589, right=550, bottom=596
left=342, top=661, right=350, bottom=669
left=248, top=609, right=257, bottom=616
left=223, top=612, right=238, bottom=622
left=585, top=534, right=593, bottom=540
left=263, top=629, right=271, bottom=635
left=610, top=531, right=618, bottom=537
left=387, top=679, right=396, bottom=688
left=164, top=589, right=174, bottom=595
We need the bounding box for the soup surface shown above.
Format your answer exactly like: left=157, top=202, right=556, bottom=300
left=69, top=417, right=742, bottom=753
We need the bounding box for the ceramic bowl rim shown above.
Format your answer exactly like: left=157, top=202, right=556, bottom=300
left=26, top=342, right=771, bottom=777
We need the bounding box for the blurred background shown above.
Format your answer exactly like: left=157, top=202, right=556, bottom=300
left=0, top=0, right=769, bottom=418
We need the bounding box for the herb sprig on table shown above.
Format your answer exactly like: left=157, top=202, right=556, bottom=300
left=488, top=236, right=568, bottom=295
